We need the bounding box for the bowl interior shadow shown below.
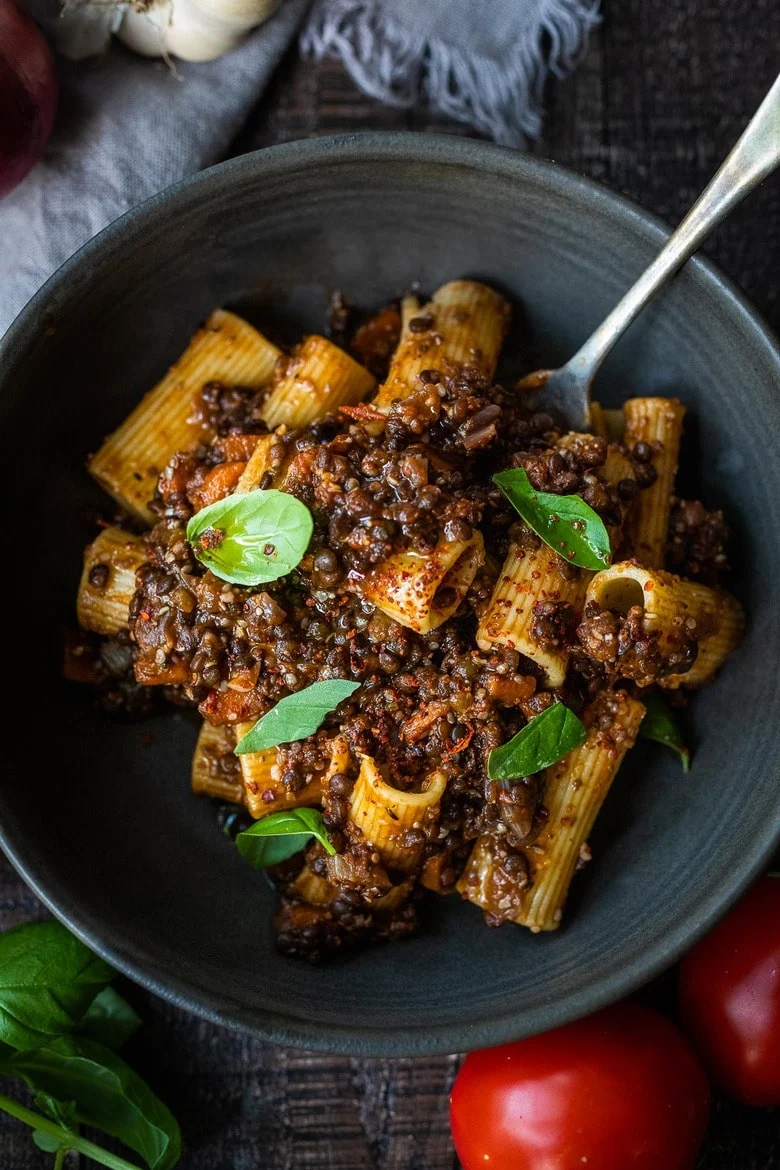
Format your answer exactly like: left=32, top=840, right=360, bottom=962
left=1, top=136, right=778, bottom=1055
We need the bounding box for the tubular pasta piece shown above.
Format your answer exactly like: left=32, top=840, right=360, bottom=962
left=290, top=864, right=337, bottom=907
left=373, top=280, right=510, bottom=411
left=360, top=532, right=484, bottom=634
left=456, top=835, right=528, bottom=922
left=89, top=310, right=281, bottom=523
left=236, top=731, right=349, bottom=819
left=348, top=756, right=447, bottom=874
left=76, top=527, right=147, bottom=635
left=590, top=403, right=625, bottom=442
left=586, top=560, right=744, bottom=688
left=191, top=721, right=243, bottom=802
left=516, top=690, right=646, bottom=931
left=476, top=542, right=588, bottom=686
left=623, top=397, right=685, bottom=567
left=260, top=335, right=375, bottom=429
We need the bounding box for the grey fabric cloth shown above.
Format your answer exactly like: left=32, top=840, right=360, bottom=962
left=0, top=0, right=599, bottom=338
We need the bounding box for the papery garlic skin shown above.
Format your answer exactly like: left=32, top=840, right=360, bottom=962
left=118, top=0, right=280, bottom=62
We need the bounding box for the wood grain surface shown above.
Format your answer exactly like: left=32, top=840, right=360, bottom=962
left=2, top=0, right=779, bottom=1165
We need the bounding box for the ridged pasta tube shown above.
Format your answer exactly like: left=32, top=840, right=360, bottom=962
left=586, top=561, right=744, bottom=688
left=89, top=310, right=281, bottom=523
left=476, top=542, right=588, bottom=686
left=360, top=532, right=485, bottom=634
left=236, top=733, right=321, bottom=819
left=191, top=722, right=244, bottom=802
left=290, top=864, right=337, bottom=907
left=516, top=689, right=646, bottom=931
left=348, top=756, right=447, bottom=874
left=76, top=527, right=148, bottom=635
left=237, top=731, right=349, bottom=819
left=373, top=280, right=510, bottom=411
left=259, top=335, right=375, bottom=429
left=456, top=835, right=530, bottom=923
left=589, top=403, right=625, bottom=442
left=623, top=397, right=685, bottom=567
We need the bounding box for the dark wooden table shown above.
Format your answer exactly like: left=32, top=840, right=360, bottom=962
left=2, top=1, right=779, bottom=1166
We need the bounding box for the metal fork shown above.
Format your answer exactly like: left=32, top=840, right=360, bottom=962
left=521, top=71, right=780, bottom=431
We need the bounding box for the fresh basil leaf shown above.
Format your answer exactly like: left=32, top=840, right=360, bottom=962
left=2, top=1036, right=181, bottom=1170
left=235, top=679, right=360, bottom=754
left=488, top=702, right=588, bottom=781
left=187, top=488, right=313, bottom=586
left=75, top=988, right=141, bottom=1051
left=493, top=467, right=611, bottom=570
left=0, top=921, right=114, bottom=1051
left=33, top=1129, right=67, bottom=1153
left=236, top=808, right=336, bottom=870
left=34, top=1091, right=78, bottom=1132
left=640, top=694, right=691, bottom=772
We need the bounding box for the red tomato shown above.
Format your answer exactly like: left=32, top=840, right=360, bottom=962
left=450, top=1001, right=709, bottom=1170
left=679, top=874, right=780, bottom=1106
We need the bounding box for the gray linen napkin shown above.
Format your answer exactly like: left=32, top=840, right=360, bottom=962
left=0, top=0, right=599, bottom=338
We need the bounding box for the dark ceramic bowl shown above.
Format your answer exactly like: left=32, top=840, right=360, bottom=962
left=1, top=134, right=779, bottom=1056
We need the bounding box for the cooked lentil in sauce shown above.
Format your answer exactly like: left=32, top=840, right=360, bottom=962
left=70, top=282, right=741, bottom=962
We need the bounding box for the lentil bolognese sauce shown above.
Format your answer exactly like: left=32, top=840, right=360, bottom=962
left=69, top=280, right=743, bottom=962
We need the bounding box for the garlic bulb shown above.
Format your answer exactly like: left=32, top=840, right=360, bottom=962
left=118, top=0, right=280, bottom=62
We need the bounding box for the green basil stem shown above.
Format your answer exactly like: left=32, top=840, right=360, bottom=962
left=53, top=1148, right=66, bottom=1170
left=0, top=1092, right=143, bottom=1170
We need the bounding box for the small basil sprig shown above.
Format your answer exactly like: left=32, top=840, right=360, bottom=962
left=640, top=694, right=691, bottom=772
left=488, top=702, right=587, bottom=782
left=0, top=921, right=114, bottom=1052
left=493, top=467, right=611, bottom=570
left=235, top=679, right=360, bottom=755
left=3, top=1036, right=181, bottom=1170
left=0, top=918, right=180, bottom=1169
left=187, top=488, right=313, bottom=586
left=236, top=808, right=336, bottom=870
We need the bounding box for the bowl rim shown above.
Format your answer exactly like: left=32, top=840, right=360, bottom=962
left=2, top=131, right=779, bottom=1057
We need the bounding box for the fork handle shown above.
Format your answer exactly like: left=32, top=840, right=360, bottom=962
left=566, top=70, right=780, bottom=385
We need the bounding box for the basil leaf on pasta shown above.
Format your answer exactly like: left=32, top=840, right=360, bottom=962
left=640, top=695, right=691, bottom=772
left=187, top=488, right=313, bottom=586
left=236, top=809, right=335, bottom=870
left=488, top=703, right=587, bottom=781
left=493, top=467, right=611, bottom=571
left=235, top=679, right=360, bottom=754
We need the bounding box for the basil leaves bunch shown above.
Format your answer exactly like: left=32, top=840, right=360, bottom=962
left=487, top=703, right=587, bottom=781
left=493, top=467, right=611, bottom=571
left=0, top=920, right=180, bottom=1170
left=187, top=488, right=313, bottom=586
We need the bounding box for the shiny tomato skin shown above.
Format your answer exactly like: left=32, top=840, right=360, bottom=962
left=450, top=1001, right=709, bottom=1170
left=679, top=875, right=780, bottom=1106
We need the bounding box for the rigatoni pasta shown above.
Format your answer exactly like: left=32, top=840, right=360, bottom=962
left=360, top=532, right=485, bottom=633
left=476, top=542, right=588, bottom=686
left=88, top=309, right=280, bottom=523
left=373, top=280, right=510, bottom=412
left=70, top=281, right=744, bottom=962
left=260, top=335, right=375, bottom=429
left=512, top=690, right=645, bottom=932
left=623, top=397, right=685, bottom=567
left=77, top=527, right=148, bottom=635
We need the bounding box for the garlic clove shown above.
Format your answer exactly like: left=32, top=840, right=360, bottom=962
left=118, top=0, right=280, bottom=63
